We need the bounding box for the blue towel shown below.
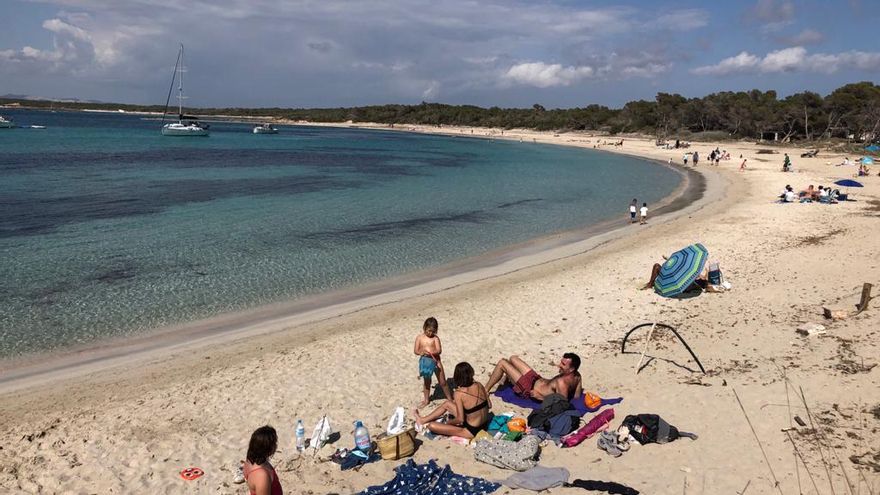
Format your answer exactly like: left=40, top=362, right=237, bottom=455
left=493, top=384, right=623, bottom=415
left=359, top=459, right=500, bottom=495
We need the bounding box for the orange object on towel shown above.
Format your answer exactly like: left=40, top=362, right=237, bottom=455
left=584, top=392, right=602, bottom=410
left=180, top=467, right=204, bottom=480
left=507, top=418, right=527, bottom=432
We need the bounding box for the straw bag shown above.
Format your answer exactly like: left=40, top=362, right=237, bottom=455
left=375, top=428, right=416, bottom=460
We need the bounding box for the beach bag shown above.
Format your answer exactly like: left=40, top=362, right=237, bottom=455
left=474, top=435, right=540, bottom=471
left=375, top=429, right=416, bottom=460
left=563, top=409, right=615, bottom=448
left=527, top=394, right=573, bottom=431
left=620, top=414, right=681, bottom=445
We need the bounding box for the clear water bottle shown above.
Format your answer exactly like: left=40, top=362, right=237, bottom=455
left=353, top=420, right=371, bottom=452
left=295, top=419, right=305, bottom=451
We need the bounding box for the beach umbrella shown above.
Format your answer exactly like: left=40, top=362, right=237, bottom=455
left=834, top=178, right=864, bottom=197
left=865, top=144, right=879, bottom=152
left=654, top=243, right=709, bottom=298
left=834, top=179, right=863, bottom=188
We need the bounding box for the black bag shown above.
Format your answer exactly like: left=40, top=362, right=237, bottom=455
left=620, top=414, right=683, bottom=445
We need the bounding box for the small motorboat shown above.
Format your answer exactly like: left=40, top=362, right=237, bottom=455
left=30, top=125, right=46, bottom=129
left=0, top=116, right=14, bottom=128
left=253, top=123, right=279, bottom=134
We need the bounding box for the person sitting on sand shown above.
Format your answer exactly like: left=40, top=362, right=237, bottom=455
left=642, top=259, right=721, bottom=292
left=242, top=426, right=283, bottom=495
left=485, top=353, right=582, bottom=401
left=412, top=362, right=491, bottom=439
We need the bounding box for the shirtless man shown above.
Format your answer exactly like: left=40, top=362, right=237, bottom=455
left=485, top=353, right=582, bottom=401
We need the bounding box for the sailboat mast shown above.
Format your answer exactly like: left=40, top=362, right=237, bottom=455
left=178, top=44, right=184, bottom=119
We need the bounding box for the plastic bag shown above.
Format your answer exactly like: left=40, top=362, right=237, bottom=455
left=386, top=406, right=406, bottom=435
left=310, top=416, right=333, bottom=451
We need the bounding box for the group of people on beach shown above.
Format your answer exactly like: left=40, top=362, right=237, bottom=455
left=779, top=184, right=839, bottom=203
left=411, top=317, right=582, bottom=439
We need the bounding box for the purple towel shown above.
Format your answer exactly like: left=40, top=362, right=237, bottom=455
left=493, top=384, right=622, bottom=415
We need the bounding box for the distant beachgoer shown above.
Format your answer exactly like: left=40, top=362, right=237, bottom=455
left=683, top=153, right=689, bottom=166
left=639, top=203, right=648, bottom=224
left=485, top=353, right=582, bottom=401
left=783, top=153, right=791, bottom=172
left=693, top=151, right=699, bottom=166
left=740, top=159, right=747, bottom=171
left=629, top=199, right=638, bottom=223
left=243, top=426, right=283, bottom=495
left=412, top=362, right=491, bottom=439
left=414, top=317, right=452, bottom=407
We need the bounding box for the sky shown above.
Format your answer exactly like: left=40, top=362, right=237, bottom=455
left=1, top=0, right=879, bottom=109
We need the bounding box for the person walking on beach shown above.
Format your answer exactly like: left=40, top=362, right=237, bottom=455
left=242, top=426, right=283, bottom=495
left=683, top=153, right=688, bottom=166
left=639, top=203, right=648, bottom=224
left=629, top=199, right=638, bottom=224
left=693, top=151, right=699, bottom=167
left=414, top=317, right=453, bottom=407
left=740, top=158, right=747, bottom=172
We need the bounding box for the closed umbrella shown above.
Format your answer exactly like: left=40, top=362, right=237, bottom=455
left=654, top=243, right=709, bottom=297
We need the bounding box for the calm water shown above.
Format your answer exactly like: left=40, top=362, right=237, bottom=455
left=0, top=108, right=681, bottom=358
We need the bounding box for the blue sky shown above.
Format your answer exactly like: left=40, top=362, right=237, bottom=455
left=1, top=0, right=878, bottom=108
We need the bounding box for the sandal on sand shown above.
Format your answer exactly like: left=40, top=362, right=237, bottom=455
left=597, top=431, right=623, bottom=457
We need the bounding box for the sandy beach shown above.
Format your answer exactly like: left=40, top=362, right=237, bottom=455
left=0, top=127, right=877, bottom=494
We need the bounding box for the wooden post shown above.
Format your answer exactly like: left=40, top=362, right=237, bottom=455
left=635, top=323, right=656, bottom=374
left=856, top=283, right=873, bottom=313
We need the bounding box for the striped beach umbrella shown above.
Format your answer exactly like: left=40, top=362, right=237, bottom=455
left=654, top=243, right=709, bottom=297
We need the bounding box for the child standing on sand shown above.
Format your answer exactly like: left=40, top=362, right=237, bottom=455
left=640, top=202, right=648, bottom=224
left=414, top=317, right=453, bottom=407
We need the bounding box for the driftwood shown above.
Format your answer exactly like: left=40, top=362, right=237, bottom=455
left=823, top=282, right=873, bottom=320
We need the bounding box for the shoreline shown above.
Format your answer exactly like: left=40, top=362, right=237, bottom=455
left=0, top=139, right=705, bottom=393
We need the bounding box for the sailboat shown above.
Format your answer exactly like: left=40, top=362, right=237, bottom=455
left=161, top=44, right=209, bottom=137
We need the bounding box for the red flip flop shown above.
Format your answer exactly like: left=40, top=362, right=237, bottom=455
left=180, top=467, right=204, bottom=480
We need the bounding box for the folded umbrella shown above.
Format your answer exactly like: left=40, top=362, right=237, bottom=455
left=654, top=243, right=709, bottom=297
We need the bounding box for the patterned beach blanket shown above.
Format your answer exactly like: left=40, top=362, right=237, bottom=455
left=358, top=459, right=500, bottom=495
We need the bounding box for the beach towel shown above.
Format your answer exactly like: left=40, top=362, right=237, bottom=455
left=358, top=459, right=500, bottom=495
left=493, top=384, right=622, bottom=414
left=565, top=480, right=640, bottom=495
left=500, top=466, right=570, bottom=491
left=474, top=435, right=541, bottom=471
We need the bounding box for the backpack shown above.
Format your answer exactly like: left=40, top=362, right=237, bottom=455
left=527, top=394, right=572, bottom=429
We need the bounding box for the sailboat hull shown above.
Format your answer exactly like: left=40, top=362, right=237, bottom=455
left=161, top=123, right=209, bottom=136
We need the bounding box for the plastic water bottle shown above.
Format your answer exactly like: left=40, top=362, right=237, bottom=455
left=295, top=420, right=305, bottom=451
left=353, top=420, right=371, bottom=452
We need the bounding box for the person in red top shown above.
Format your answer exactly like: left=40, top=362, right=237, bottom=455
left=244, top=426, right=283, bottom=495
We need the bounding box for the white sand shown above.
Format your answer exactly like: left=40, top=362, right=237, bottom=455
left=0, top=128, right=878, bottom=494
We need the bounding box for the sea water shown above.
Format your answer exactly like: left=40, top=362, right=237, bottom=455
left=0, top=108, right=681, bottom=358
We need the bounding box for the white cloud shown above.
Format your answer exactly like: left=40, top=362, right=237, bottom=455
left=504, top=62, right=595, bottom=88
left=692, top=47, right=880, bottom=75
left=783, top=28, right=825, bottom=46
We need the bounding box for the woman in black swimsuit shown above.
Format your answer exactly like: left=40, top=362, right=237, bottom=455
left=412, top=362, right=491, bottom=439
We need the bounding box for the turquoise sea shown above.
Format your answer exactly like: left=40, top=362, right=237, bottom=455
left=0, top=108, right=681, bottom=358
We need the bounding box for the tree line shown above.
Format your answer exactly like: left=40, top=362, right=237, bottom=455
left=3, top=81, right=878, bottom=142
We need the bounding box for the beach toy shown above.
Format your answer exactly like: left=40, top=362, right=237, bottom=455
left=180, top=467, right=204, bottom=480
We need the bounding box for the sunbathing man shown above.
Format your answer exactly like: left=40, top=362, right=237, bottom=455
left=485, top=353, right=582, bottom=401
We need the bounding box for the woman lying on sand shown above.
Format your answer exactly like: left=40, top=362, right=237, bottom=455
left=411, top=362, right=491, bottom=439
